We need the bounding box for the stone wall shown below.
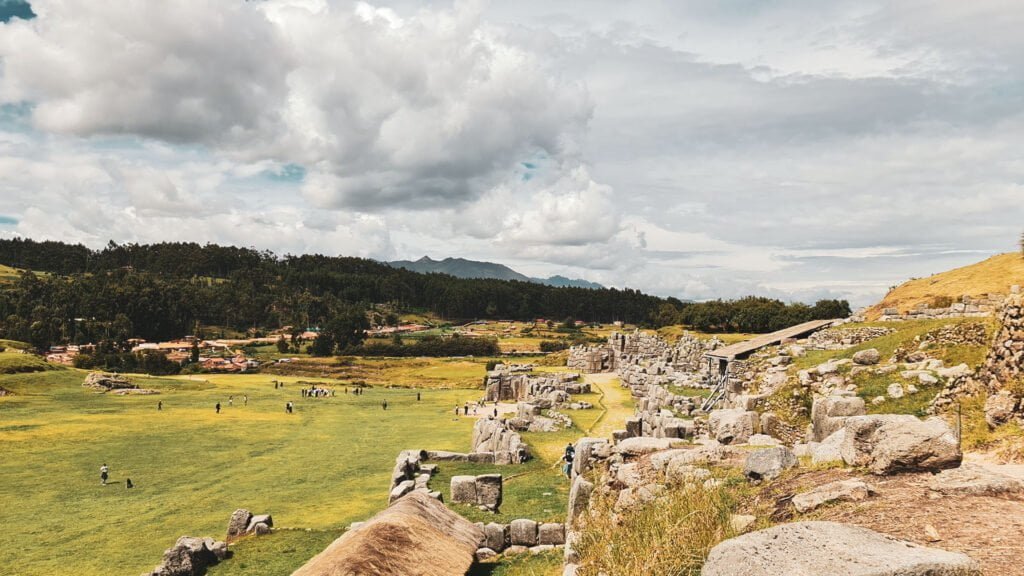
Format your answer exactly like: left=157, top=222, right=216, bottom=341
left=878, top=293, right=1006, bottom=321
left=483, top=367, right=585, bottom=403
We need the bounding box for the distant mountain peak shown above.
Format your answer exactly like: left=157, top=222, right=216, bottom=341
left=387, top=256, right=603, bottom=289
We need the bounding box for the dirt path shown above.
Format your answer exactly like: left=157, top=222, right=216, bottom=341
left=760, top=464, right=1024, bottom=575
left=584, top=372, right=635, bottom=438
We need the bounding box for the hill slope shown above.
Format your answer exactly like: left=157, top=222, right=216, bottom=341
left=866, top=252, right=1024, bottom=319
left=388, top=256, right=604, bottom=289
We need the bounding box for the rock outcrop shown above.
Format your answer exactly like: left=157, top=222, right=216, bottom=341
left=140, top=536, right=229, bottom=576
left=840, top=415, right=961, bottom=474
left=701, top=521, right=980, bottom=576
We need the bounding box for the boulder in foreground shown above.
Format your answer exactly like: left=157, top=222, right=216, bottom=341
left=701, top=521, right=980, bottom=576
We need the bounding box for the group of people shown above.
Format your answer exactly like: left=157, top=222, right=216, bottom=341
left=302, top=386, right=333, bottom=398
left=454, top=400, right=499, bottom=417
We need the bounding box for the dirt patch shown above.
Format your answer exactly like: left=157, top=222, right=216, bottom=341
left=746, top=466, right=1024, bottom=575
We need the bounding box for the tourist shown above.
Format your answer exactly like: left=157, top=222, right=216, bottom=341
left=100, top=463, right=109, bottom=486
left=215, top=402, right=221, bottom=414
left=562, top=449, right=574, bottom=477
left=228, top=396, right=233, bottom=407
left=417, top=392, right=421, bottom=401
left=454, top=405, right=459, bottom=415
left=157, top=401, right=162, bottom=411
left=244, top=395, right=248, bottom=406
left=493, top=408, right=498, bottom=418
left=126, top=478, right=134, bottom=489
left=286, top=401, right=293, bottom=414
left=382, top=399, right=388, bottom=410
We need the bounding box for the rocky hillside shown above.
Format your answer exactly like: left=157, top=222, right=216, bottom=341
left=866, top=253, right=1024, bottom=319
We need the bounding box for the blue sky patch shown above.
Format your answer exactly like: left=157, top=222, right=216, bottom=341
left=0, top=215, right=19, bottom=226
left=264, top=163, right=306, bottom=183
left=0, top=1, right=34, bottom=23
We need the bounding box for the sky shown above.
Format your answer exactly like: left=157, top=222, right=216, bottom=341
left=0, top=0, right=1021, bottom=308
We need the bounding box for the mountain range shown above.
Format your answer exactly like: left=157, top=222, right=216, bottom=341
left=387, top=256, right=604, bottom=289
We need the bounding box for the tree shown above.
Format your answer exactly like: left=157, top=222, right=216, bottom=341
left=276, top=335, right=289, bottom=354
left=190, top=340, right=200, bottom=363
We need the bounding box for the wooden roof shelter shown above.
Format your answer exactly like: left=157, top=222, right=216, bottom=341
left=705, top=319, right=837, bottom=361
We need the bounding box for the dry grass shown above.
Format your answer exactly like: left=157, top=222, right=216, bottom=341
left=865, top=252, right=1024, bottom=319
left=574, top=483, right=736, bottom=576
left=291, top=492, right=482, bottom=576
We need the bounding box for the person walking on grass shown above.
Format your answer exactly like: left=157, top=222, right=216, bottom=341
left=157, top=401, right=162, bottom=411
left=228, top=396, right=233, bottom=407
left=100, top=463, right=109, bottom=485
left=382, top=399, right=388, bottom=411
left=244, top=395, right=248, bottom=406
left=215, top=402, right=221, bottom=414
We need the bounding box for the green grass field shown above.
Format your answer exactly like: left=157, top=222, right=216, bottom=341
left=1, top=366, right=626, bottom=576
left=0, top=369, right=484, bottom=575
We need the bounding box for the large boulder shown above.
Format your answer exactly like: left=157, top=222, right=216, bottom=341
left=840, top=415, right=961, bottom=474
left=701, top=521, right=980, bottom=576
left=537, top=523, right=565, bottom=546
left=792, top=479, right=873, bottom=513
left=614, top=437, right=683, bottom=457
left=450, top=476, right=478, bottom=504
left=852, top=348, right=881, bottom=365
left=226, top=509, right=252, bottom=540
left=985, top=391, right=1019, bottom=428
left=143, top=536, right=228, bottom=576
left=475, top=474, right=503, bottom=512
left=927, top=463, right=1024, bottom=496
left=483, top=522, right=508, bottom=552
left=708, top=409, right=759, bottom=445
left=510, top=519, right=538, bottom=547
left=566, top=475, right=594, bottom=529
left=810, top=395, right=865, bottom=442
left=743, top=447, right=797, bottom=481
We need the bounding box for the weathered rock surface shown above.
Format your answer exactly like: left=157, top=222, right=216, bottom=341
left=743, top=447, right=797, bottom=481
left=927, top=463, right=1024, bottom=495
left=853, top=348, right=881, bottom=365
left=701, top=521, right=980, bottom=576
left=141, top=536, right=229, bottom=576
left=226, top=509, right=251, bottom=540
left=566, top=475, right=594, bottom=529
left=510, top=519, right=538, bottom=546
left=840, top=415, right=961, bottom=474
left=614, top=436, right=683, bottom=457
left=708, top=409, right=759, bottom=444
left=537, top=523, right=566, bottom=546
left=810, top=395, right=865, bottom=443
left=792, top=479, right=873, bottom=513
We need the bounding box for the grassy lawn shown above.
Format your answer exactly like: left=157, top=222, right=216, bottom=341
left=0, top=369, right=481, bottom=576
left=262, top=355, right=498, bottom=389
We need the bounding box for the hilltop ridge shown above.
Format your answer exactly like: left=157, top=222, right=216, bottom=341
left=866, top=252, right=1024, bottom=319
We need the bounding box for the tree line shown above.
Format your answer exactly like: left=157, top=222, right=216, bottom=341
left=0, top=238, right=850, bottom=350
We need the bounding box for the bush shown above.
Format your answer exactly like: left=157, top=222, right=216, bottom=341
left=73, top=350, right=181, bottom=376
left=539, top=340, right=571, bottom=353
left=931, top=295, right=954, bottom=309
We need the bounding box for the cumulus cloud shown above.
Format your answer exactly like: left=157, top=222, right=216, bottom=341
left=0, top=0, right=591, bottom=210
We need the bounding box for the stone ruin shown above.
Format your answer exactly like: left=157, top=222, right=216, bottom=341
left=83, top=372, right=159, bottom=395
left=474, top=519, right=565, bottom=560
left=878, top=293, right=1006, bottom=321
left=471, top=417, right=530, bottom=464
left=450, top=474, right=502, bottom=512
left=929, top=287, right=1024, bottom=426
left=483, top=366, right=587, bottom=403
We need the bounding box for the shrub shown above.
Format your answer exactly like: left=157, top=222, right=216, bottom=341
left=539, top=340, right=571, bottom=353
left=931, top=295, right=954, bottom=309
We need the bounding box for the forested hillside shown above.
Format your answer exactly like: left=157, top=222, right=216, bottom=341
left=0, top=239, right=849, bottom=349
left=0, top=239, right=663, bottom=348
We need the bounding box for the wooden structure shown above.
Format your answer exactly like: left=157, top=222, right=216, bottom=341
left=700, top=319, right=837, bottom=411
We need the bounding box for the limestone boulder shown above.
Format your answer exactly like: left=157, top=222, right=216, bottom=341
left=143, top=536, right=228, bottom=576
left=537, top=523, right=565, bottom=546
left=614, top=437, right=683, bottom=457
left=811, top=429, right=846, bottom=465
left=743, top=447, right=797, bottom=481
left=792, top=479, right=873, bottom=513
left=985, top=391, right=1019, bottom=428
left=840, top=415, right=961, bottom=474
left=483, top=523, right=508, bottom=552
left=566, top=475, right=593, bottom=529
left=451, top=476, right=478, bottom=504
left=853, top=348, right=881, bottom=365
left=927, top=463, right=1024, bottom=496
left=701, top=521, right=980, bottom=576
left=510, top=519, right=538, bottom=547
left=475, top=474, right=503, bottom=512
left=886, top=383, right=904, bottom=399
left=226, top=509, right=251, bottom=540
left=810, top=395, right=865, bottom=442
left=708, top=409, right=759, bottom=445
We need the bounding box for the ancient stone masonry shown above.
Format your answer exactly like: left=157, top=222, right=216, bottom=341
left=140, top=536, right=229, bottom=576
left=484, top=365, right=587, bottom=403
left=806, top=326, right=895, bottom=350
left=471, top=417, right=530, bottom=464
left=879, top=293, right=1006, bottom=321
left=931, top=288, right=1024, bottom=425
